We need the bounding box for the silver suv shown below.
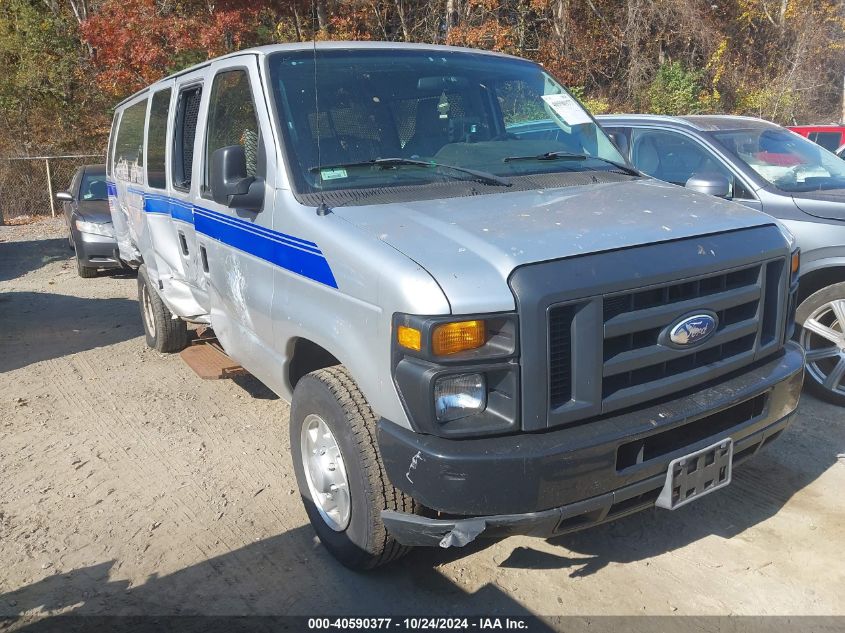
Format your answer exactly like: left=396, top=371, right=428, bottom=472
left=107, top=44, right=803, bottom=569
left=599, top=114, right=845, bottom=405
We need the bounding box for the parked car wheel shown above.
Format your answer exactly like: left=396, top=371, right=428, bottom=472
left=290, top=366, right=416, bottom=569
left=76, top=255, right=97, bottom=278
left=797, top=282, right=845, bottom=406
left=137, top=264, right=188, bottom=353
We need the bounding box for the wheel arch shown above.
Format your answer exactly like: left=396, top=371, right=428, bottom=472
left=288, top=337, right=341, bottom=393
left=798, top=264, right=845, bottom=304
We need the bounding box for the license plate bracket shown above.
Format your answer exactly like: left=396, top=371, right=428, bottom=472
left=656, top=438, right=733, bottom=510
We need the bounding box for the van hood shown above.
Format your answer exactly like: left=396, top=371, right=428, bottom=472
left=333, top=178, right=775, bottom=314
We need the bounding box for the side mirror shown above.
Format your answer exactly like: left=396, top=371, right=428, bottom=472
left=685, top=172, right=730, bottom=198
left=55, top=191, right=73, bottom=202
left=210, top=145, right=263, bottom=211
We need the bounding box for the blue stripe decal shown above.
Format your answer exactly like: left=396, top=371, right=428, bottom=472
left=110, top=185, right=337, bottom=288
left=143, top=197, right=171, bottom=215
left=195, top=207, right=322, bottom=255
left=193, top=208, right=337, bottom=288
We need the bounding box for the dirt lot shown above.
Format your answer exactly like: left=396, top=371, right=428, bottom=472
left=1, top=218, right=844, bottom=620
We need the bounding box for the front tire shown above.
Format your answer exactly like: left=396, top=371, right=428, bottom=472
left=137, top=264, right=188, bottom=353
left=290, top=366, right=416, bottom=569
left=76, top=255, right=97, bottom=278
left=797, top=281, right=845, bottom=406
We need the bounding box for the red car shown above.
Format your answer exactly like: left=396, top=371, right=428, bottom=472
left=788, top=124, right=845, bottom=152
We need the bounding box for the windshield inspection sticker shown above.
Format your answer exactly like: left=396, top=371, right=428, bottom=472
left=541, top=93, right=592, bottom=126
left=320, top=168, right=348, bottom=180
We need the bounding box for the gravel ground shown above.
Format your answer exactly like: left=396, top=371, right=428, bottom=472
left=1, top=218, right=843, bottom=621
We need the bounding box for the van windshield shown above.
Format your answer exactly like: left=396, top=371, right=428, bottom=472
left=267, top=49, right=628, bottom=196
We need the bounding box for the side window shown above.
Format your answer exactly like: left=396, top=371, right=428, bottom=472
left=631, top=128, right=752, bottom=200
left=106, top=112, right=119, bottom=178
left=731, top=176, right=755, bottom=200
left=809, top=131, right=841, bottom=152
left=173, top=85, right=203, bottom=191
left=204, top=69, right=260, bottom=194
left=114, top=99, right=147, bottom=184
left=147, top=88, right=172, bottom=190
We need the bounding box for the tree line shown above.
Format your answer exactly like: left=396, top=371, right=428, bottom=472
left=1, top=0, right=842, bottom=156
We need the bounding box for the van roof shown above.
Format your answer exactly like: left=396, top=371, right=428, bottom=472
left=114, top=41, right=520, bottom=109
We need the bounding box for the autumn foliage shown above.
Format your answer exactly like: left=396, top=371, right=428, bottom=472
left=0, top=0, right=843, bottom=156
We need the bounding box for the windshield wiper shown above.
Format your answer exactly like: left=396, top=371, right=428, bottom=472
left=503, top=151, right=640, bottom=176
left=309, top=158, right=511, bottom=187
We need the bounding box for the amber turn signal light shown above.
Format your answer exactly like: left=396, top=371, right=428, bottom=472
left=396, top=325, right=422, bottom=351
left=432, top=320, right=486, bottom=356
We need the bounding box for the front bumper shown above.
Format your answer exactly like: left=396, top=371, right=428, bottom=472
left=74, top=230, right=122, bottom=269
left=378, top=342, right=804, bottom=547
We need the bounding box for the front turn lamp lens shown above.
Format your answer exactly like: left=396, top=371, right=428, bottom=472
left=434, top=373, right=486, bottom=422
left=791, top=250, right=800, bottom=281
left=396, top=325, right=421, bottom=351
left=432, top=320, right=486, bottom=356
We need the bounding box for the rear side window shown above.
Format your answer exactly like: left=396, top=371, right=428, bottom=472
left=204, top=69, right=260, bottom=193
left=173, top=85, right=203, bottom=190
left=114, top=99, right=147, bottom=184
left=147, top=88, right=172, bottom=190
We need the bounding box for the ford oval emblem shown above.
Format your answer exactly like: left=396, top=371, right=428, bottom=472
left=668, top=314, right=718, bottom=347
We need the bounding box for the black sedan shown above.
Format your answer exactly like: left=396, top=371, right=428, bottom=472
left=56, top=165, right=122, bottom=277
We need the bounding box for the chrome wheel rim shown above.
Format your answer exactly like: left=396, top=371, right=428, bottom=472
left=800, top=298, right=845, bottom=397
left=141, top=284, right=156, bottom=338
left=300, top=414, right=350, bottom=531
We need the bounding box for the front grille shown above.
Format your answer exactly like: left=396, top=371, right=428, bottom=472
left=548, top=258, right=786, bottom=415
left=549, top=305, right=575, bottom=406
left=601, top=264, right=763, bottom=402
left=509, top=225, right=790, bottom=431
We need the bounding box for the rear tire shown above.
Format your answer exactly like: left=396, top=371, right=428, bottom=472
left=290, top=366, right=416, bottom=569
left=137, top=264, right=188, bottom=353
left=797, top=281, right=845, bottom=406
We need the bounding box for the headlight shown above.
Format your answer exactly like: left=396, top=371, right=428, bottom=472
left=434, top=373, right=486, bottom=422
left=75, top=219, right=114, bottom=237
left=392, top=312, right=518, bottom=437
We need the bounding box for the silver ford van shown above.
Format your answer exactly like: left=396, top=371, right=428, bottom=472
left=107, top=42, right=804, bottom=569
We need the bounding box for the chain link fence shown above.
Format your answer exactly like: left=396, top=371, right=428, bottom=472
left=0, top=154, right=104, bottom=224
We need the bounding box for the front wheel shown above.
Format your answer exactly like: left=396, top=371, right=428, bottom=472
left=137, top=265, right=188, bottom=353
left=797, top=281, right=845, bottom=406
left=290, top=366, right=416, bottom=569
left=76, top=255, right=97, bottom=278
